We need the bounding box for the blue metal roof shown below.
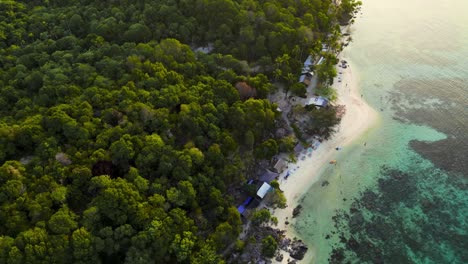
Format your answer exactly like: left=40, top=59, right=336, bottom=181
left=237, top=205, right=246, bottom=214
left=242, top=197, right=253, bottom=206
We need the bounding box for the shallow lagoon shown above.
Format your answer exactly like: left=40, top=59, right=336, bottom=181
left=294, top=0, right=468, bottom=263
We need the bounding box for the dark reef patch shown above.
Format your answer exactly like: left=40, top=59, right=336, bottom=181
left=328, top=166, right=468, bottom=264
left=390, top=78, right=468, bottom=176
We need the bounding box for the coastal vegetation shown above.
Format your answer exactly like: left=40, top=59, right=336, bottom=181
left=0, top=0, right=360, bottom=262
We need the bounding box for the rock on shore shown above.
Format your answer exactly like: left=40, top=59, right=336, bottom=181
left=289, top=240, right=308, bottom=260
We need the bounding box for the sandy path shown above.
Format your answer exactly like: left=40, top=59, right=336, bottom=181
left=271, top=57, right=379, bottom=263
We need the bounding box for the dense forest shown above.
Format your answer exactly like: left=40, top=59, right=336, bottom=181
left=0, top=0, right=359, bottom=263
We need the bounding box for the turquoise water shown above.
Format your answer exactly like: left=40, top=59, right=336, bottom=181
left=294, top=0, right=468, bottom=263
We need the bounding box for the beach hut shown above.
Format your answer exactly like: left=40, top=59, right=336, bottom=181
left=300, top=55, right=315, bottom=85
left=294, top=143, right=305, bottom=153
left=301, top=68, right=315, bottom=76
left=259, top=169, right=279, bottom=183
left=256, top=182, right=273, bottom=199
left=299, top=74, right=311, bottom=86
left=273, top=159, right=287, bottom=173
left=303, top=55, right=314, bottom=67
left=305, top=96, right=329, bottom=108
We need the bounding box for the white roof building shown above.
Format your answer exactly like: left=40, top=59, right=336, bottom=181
left=257, top=182, right=273, bottom=199
left=305, top=96, right=329, bottom=107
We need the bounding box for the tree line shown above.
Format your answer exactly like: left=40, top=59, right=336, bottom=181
left=0, top=0, right=360, bottom=263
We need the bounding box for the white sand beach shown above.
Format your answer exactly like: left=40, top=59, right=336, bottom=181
left=271, top=57, right=379, bottom=263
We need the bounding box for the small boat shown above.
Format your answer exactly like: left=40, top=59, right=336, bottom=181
left=329, top=160, right=337, bottom=164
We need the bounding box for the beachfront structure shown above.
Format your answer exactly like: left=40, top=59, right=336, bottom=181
left=303, top=55, right=314, bottom=67
left=299, top=55, right=315, bottom=86
left=299, top=74, right=311, bottom=86
left=294, top=143, right=305, bottom=153
left=302, top=55, right=315, bottom=75
left=301, top=67, right=314, bottom=75
left=305, top=96, right=329, bottom=108
left=273, top=158, right=287, bottom=173
left=256, top=182, right=273, bottom=199
left=259, top=169, right=279, bottom=183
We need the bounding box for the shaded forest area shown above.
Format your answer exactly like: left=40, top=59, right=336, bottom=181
left=0, top=0, right=359, bottom=263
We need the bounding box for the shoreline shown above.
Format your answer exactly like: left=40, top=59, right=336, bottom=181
left=271, top=56, right=379, bottom=263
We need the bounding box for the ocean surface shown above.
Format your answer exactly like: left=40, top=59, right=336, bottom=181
left=293, top=0, right=468, bottom=263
